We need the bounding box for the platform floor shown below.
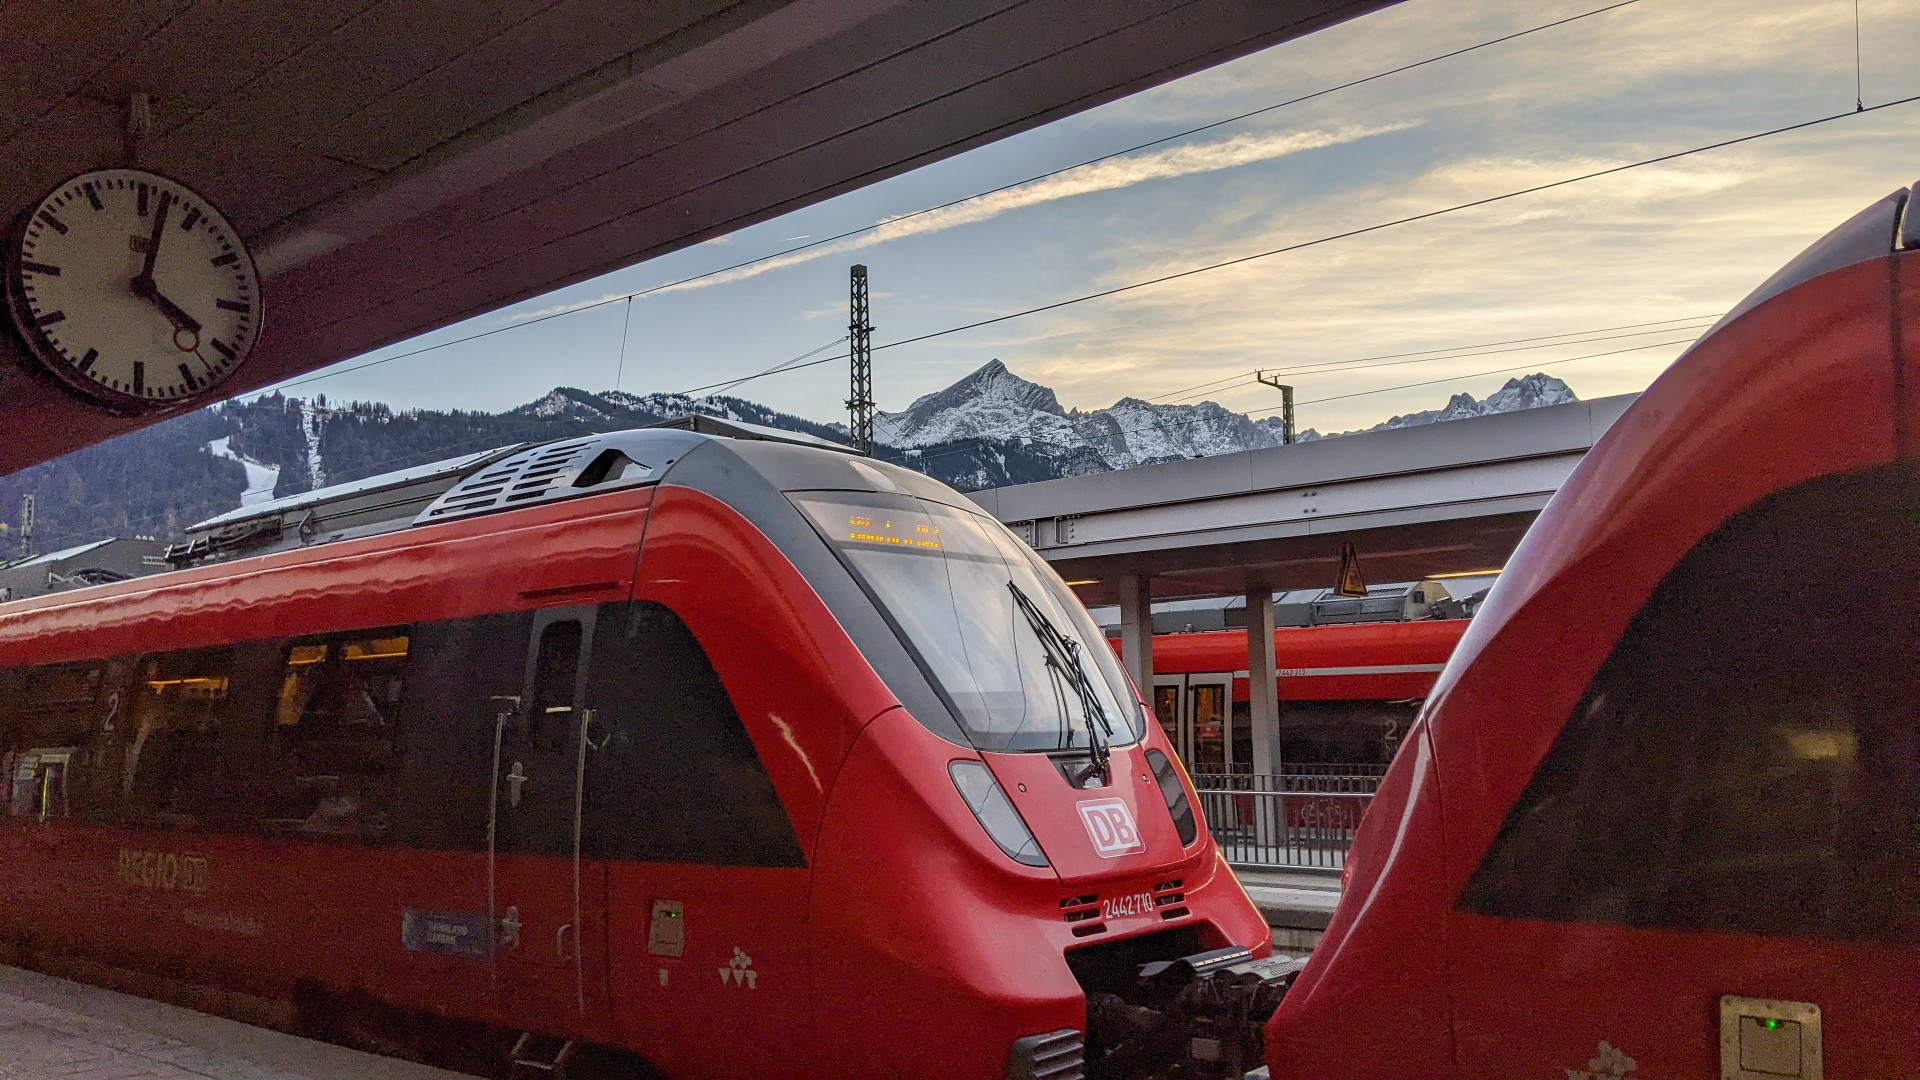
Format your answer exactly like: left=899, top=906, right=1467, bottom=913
left=0, top=965, right=471, bottom=1080
left=1234, top=867, right=1341, bottom=951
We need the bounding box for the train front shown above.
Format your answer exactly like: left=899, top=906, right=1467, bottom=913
left=660, top=440, right=1278, bottom=1080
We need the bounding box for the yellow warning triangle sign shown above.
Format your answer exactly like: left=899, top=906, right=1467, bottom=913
left=1334, top=542, right=1368, bottom=597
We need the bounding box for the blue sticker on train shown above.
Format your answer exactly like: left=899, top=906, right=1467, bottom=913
left=401, top=909, right=491, bottom=959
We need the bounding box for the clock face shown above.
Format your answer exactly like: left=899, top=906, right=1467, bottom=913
left=5, top=168, right=261, bottom=413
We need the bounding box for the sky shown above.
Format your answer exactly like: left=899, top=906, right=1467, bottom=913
left=258, top=0, right=1920, bottom=435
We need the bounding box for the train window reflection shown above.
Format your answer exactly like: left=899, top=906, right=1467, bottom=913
left=124, top=649, right=231, bottom=824
left=1461, top=465, right=1920, bottom=940
left=794, top=493, right=1142, bottom=753
left=267, top=631, right=409, bottom=839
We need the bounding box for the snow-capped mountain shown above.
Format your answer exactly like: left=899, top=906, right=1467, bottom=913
left=1356, top=373, right=1577, bottom=434
left=0, top=365, right=1581, bottom=552
left=511, top=385, right=843, bottom=439
left=875, top=360, right=1573, bottom=472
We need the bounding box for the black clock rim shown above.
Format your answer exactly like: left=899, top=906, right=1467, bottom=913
left=3, top=168, right=259, bottom=417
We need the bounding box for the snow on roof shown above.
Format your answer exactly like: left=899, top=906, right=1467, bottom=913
left=188, top=446, right=518, bottom=533
left=7, top=537, right=118, bottom=569
left=648, top=414, right=855, bottom=452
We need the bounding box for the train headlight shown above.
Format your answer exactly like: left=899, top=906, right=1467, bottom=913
left=1145, top=749, right=1198, bottom=846
left=949, top=761, right=1049, bottom=867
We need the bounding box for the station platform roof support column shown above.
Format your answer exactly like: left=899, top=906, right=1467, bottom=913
left=1118, top=574, right=1155, bottom=717
left=1245, top=585, right=1281, bottom=776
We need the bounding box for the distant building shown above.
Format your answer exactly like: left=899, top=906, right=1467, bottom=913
left=0, top=538, right=171, bottom=602
left=1088, top=575, right=1500, bottom=637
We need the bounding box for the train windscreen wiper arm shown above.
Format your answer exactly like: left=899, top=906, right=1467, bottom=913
left=1008, top=581, right=1113, bottom=783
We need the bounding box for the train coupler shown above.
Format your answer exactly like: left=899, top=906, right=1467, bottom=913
left=1082, top=946, right=1305, bottom=1080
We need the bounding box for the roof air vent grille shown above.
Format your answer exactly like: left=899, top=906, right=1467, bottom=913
left=413, top=432, right=676, bottom=527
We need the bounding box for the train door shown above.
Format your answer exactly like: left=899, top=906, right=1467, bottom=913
left=1186, top=674, right=1232, bottom=771
left=1151, top=677, right=1182, bottom=756
left=1152, top=674, right=1233, bottom=772
left=491, top=606, right=608, bottom=1030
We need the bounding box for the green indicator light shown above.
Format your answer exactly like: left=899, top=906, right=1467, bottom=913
left=1764, top=1018, right=1781, bottom=1030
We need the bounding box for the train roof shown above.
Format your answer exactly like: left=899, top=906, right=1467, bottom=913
left=187, top=444, right=524, bottom=533
left=168, top=421, right=860, bottom=567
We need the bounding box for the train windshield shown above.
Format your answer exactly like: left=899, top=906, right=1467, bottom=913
left=794, top=492, right=1144, bottom=753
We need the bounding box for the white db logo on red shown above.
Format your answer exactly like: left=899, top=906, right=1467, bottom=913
left=1078, top=798, right=1144, bottom=858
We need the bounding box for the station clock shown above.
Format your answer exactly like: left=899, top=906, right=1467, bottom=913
left=4, top=168, right=262, bottom=414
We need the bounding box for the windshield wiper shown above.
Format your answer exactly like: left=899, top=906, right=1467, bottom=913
left=1009, top=581, right=1113, bottom=784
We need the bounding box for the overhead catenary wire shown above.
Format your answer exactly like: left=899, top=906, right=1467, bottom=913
left=1143, top=314, right=1717, bottom=404
left=1291, top=337, right=1694, bottom=406
left=693, top=337, right=848, bottom=399
left=613, top=297, right=635, bottom=393
left=657, top=91, right=1920, bottom=402
left=0, top=324, right=1707, bottom=556
left=866, top=97, right=1920, bottom=359
left=1854, top=0, right=1865, bottom=112
left=1147, top=319, right=1720, bottom=406
left=34, top=84, right=1919, bottom=550
left=225, top=335, right=852, bottom=496
left=901, top=334, right=1700, bottom=470
left=244, top=1, right=1645, bottom=403
left=233, top=313, right=1702, bottom=511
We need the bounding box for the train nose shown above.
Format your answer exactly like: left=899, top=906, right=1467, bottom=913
left=978, top=745, right=1187, bottom=886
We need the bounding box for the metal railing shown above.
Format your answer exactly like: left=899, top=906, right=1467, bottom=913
left=1189, top=766, right=1385, bottom=870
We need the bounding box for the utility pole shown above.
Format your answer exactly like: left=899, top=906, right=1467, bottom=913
left=848, top=264, right=874, bottom=455
left=1256, top=371, right=1296, bottom=444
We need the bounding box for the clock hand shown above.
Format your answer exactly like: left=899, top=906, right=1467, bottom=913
left=130, top=276, right=202, bottom=335
left=133, top=191, right=171, bottom=287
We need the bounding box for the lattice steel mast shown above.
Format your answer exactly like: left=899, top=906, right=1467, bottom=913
left=848, top=264, right=874, bottom=455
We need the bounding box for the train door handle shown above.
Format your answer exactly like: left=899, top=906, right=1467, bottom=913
left=555, top=922, right=573, bottom=961
left=505, top=761, right=527, bottom=808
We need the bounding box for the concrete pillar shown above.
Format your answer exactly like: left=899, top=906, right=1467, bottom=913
left=1245, top=586, right=1281, bottom=777
left=1117, top=574, right=1154, bottom=705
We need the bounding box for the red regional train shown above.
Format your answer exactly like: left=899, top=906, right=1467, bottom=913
left=0, top=423, right=1282, bottom=1079
left=1138, top=620, right=1468, bottom=772
left=1266, top=186, right=1920, bottom=1076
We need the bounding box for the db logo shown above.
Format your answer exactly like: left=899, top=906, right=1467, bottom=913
left=1077, top=798, right=1144, bottom=858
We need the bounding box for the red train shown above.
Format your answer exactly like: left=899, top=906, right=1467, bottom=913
left=1135, top=620, right=1467, bottom=771
left=0, top=425, right=1277, bottom=1078
left=1268, top=185, right=1920, bottom=1075
left=4, top=183, right=1912, bottom=1079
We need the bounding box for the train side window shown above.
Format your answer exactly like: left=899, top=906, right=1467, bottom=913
left=522, top=618, right=585, bottom=754
left=264, top=632, right=409, bottom=840
left=2, top=663, right=106, bottom=753
left=124, top=650, right=232, bottom=825
left=1278, top=699, right=1420, bottom=767
left=1461, top=465, right=1920, bottom=940
left=531, top=620, right=583, bottom=713
left=584, top=601, right=804, bottom=867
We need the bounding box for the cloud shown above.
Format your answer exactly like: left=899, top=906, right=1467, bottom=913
left=642, top=122, right=1418, bottom=296
left=997, top=108, right=1920, bottom=430
left=505, top=291, right=629, bottom=323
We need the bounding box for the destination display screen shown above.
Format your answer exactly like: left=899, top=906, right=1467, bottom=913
left=837, top=511, right=942, bottom=551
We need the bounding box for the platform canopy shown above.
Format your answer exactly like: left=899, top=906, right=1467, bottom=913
left=0, top=0, right=1395, bottom=475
